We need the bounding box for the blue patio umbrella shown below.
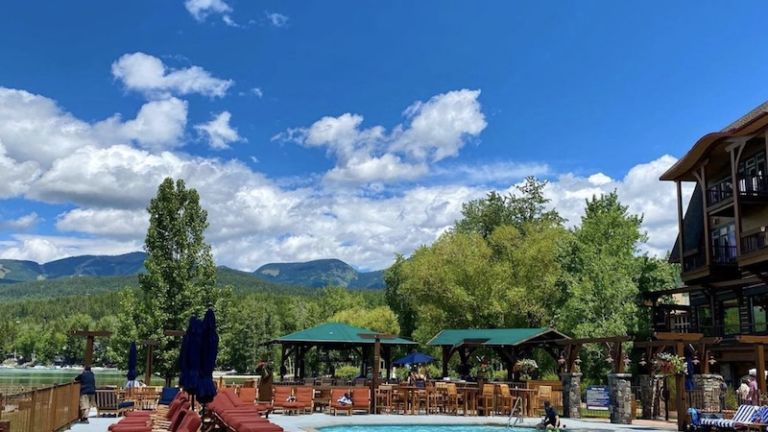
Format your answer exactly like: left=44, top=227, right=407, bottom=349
left=180, top=316, right=203, bottom=396
left=178, top=325, right=190, bottom=388
left=685, top=351, right=695, bottom=392
left=393, top=352, right=435, bottom=366
left=126, top=342, right=138, bottom=382
left=196, top=308, right=219, bottom=405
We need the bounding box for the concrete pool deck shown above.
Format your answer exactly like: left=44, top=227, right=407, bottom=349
left=65, top=409, right=679, bottom=431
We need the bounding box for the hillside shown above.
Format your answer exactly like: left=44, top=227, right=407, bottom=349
left=0, top=252, right=146, bottom=283
left=0, top=266, right=314, bottom=301
left=254, top=259, right=385, bottom=289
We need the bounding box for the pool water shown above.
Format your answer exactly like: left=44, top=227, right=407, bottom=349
left=319, top=426, right=590, bottom=432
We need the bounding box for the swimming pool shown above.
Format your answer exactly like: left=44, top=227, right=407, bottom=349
left=319, top=425, right=602, bottom=432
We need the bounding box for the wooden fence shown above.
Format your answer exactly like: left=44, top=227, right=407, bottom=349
left=0, top=382, right=81, bottom=432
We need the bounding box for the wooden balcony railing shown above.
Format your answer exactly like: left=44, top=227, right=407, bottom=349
left=739, top=175, right=768, bottom=198
left=712, top=245, right=737, bottom=264
left=743, top=231, right=768, bottom=255
left=707, top=185, right=733, bottom=206
left=0, top=382, right=80, bottom=432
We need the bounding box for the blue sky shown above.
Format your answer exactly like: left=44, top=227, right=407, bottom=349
left=1, top=1, right=767, bottom=270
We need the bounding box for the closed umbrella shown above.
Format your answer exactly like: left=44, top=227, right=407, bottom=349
left=393, top=352, right=434, bottom=366
left=178, top=325, right=190, bottom=389
left=126, top=342, right=138, bottom=382
left=197, top=308, right=219, bottom=405
left=181, top=316, right=203, bottom=396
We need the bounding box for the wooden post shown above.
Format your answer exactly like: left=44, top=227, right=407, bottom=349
left=676, top=342, right=686, bottom=432
left=615, top=342, right=624, bottom=374
left=442, top=346, right=451, bottom=379
left=757, top=344, right=766, bottom=395
left=71, top=330, right=112, bottom=368
left=162, top=330, right=185, bottom=387
left=142, top=340, right=160, bottom=386
left=371, top=336, right=381, bottom=413
left=676, top=180, right=686, bottom=265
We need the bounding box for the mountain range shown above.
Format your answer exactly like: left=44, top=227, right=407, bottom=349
left=0, top=252, right=385, bottom=289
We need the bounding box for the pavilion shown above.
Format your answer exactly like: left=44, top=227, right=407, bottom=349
left=269, top=322, right=417, bottom=381
left=427, top=327, right=569, bottom=380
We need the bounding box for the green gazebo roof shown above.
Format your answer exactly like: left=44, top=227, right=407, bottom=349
left=273, top=322, right=417, bottom=345
left=427, top=327, right=567, bottom=347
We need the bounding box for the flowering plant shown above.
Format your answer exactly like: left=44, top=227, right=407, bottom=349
left=655, top=353, right=686, bottom=375
left=514, top=358, right=539, bottom=380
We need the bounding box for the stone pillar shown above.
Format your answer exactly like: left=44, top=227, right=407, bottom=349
left=561, top=372, right=582, bottom=418
left=693, top=374, right=724, bottom=412
left=638, top=374, right=665, bottom=419
left=608, top=373, right=633, bottom=424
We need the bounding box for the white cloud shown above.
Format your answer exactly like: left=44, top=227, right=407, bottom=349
left=0, top=140, right=40, bottom=198
left=0, top=213, right=41, bottom=231
left=95, top=97, right=188, bottom=151
left=251, top=87, right=263, bottom=98
left=265, top=11, right=289, bottom=28
left=277, top=89, right=486, bottom=185
left=194, top=111, right=243, bottom=149
left=56, top=208, right=147, bottom=238
left=185, top=0, right=232, bottom=22
left=0, top=235, right=141, bottom=264
left=112, top=52, right=233, bottom=98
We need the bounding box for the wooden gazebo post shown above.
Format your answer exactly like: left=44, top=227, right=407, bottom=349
left=736, top=335, right=768, bottom=394
left=141, top=339, right=159, bottom=386
left=71, top=330, right=112, bottom=368
left=654, top=332, right=704, bottom=432
left=359, top=333, right=398, bottom=414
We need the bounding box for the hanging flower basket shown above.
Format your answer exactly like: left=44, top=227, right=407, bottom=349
left=514, top=358, right=538, bottom=381
left=655, top=353, right=686, bottom=376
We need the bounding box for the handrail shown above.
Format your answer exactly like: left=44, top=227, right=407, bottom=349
left=0, top=381, right=81, bottom=432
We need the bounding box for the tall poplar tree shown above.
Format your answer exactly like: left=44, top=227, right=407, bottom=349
left=134, top=177, right=217, bottom=385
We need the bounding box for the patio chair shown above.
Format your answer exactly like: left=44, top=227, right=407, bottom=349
left=478, top=384, right=495, bottom=416
left=96, top=389, right=133, bottom=417
left=497, top=384, right=513, bottom=416
left=329, top=388, right=353, bottom=416
left=158, top=387, right=180, bottom=406
left=745, top=406, right=768, bottom=431
left=239, top=387, right=257, bottom=405
left=445, top=383, right=460, bottom=415
left=536, top=385, right=552, bottom=413
left=352, top=388, right=371, bottom=414
left=286, top=386, right=314, bottom=414
left=314, top=387, right=331, bottom=413
left=391, top=386, right=409, bottom=415
left=701, top=404, right=758, bottom=430
left=375, top=384, right=393, bottom=414
left=272, top=386, right=294, bottom=414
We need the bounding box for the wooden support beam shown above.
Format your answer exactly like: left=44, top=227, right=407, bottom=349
left=70, top=330, right=113, bottom=368
left=654, top=332, right=704, bottom=342
left=757, top=345, right=766, bottom=395
left=141, top=339, right=160, bottom=386
left=615, top=342, right=624, bottom=374
left=676, top=342, right=686, bottom=432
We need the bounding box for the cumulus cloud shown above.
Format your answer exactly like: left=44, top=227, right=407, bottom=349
left=276, top=89, right=486, bottom=185
left=185, top=0, right=232, bottom=22
left=265, top=12, right=289, bottom=27
left=112, top=52, right=233, bottom=98
left=194, top=111, right=243, bottom=149
left=56, top=208, right=148, bottom=238
left=0, top=213, right=41, bottom=231
left=95, top=98, right=188, bottom=151
left=0, top=235, right=141, bottom=264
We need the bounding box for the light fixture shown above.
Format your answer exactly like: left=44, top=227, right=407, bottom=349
left=623, top=355, right=631, bottom=368
left=558, top=353, right=566, bottom=367
left=692, top=354, right=700, bottom=366
left=708, top=355, right=717, bottom=366
left=639, top=353, right=648, bottom=367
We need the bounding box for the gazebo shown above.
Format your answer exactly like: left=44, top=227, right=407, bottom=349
left=428, top=327, right=569, bottom=380
left=269, top=322, right=417, bottom=381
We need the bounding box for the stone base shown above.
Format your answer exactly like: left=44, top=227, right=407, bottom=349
left=608, top=373, right=633, bottom=424
left=561, top=372, right=582, bottom=418
left=693, top=374, right=724, bottom=412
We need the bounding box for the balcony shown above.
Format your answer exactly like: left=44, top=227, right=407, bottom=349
left=707, top=184, right=733, bottom=207
left=739, top=175, right=768, bottom=201
left=681, top=246, right=739, bottom=283
left=739, top=231, right=768, bottom=268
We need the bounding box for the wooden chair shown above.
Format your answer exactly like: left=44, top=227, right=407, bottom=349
left=536, top=385, right=552, bottom=413
left=314, top=387, right=331, bottom=413
left=445, top=383, right=459, bottom=415
left=238, top=387, right=256, bottom=404
left=95, top=389, right=131, bottom=417
left=497, top=384, right=513, bottom=416
left=272, top=386, right=294, bottom=414
left=293, top=386, right=315, bottom=414
left=478, top=384, right=495, bottom=416
left=390, top=386, right=409, bottom=415
left=375, top=384, right=393, bottom=414
left=329, top=388, right=353, bottom=416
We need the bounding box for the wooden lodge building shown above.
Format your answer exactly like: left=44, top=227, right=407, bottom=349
left=649, top=101, right=768, bottom=381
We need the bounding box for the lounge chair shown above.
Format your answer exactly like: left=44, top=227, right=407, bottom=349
left=158, top=387, right=180, bottom=405
left=208, top=389, right=283, bottom=432
left=352, top=388, right=370, bottom=414
left=330, top=389, right=353, bottom=416
left=271, top=386, right=294, bottom=413
left=239, top=387, right=257, bottom=404
left=701, top=404, right=759, bottom=430
left=745, top=406, right=768, bottom=431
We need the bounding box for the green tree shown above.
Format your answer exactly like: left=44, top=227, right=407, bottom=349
left=329, top=306, right=401, bottom=335
left=384, top=255, right=417, bottom=338
left=128, top=177, right=219, bottom=385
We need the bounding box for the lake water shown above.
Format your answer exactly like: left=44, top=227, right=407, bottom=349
left=0, top=367, right=127, bottom=387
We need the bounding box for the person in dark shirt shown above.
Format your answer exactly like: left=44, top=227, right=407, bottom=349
left=537, top=400, right=560, bottom=429
left=74, top=366, right=96, bottom=422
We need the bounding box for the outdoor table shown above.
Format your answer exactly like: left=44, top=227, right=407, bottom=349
left=397, top=385, right=421, bottom=415
left=508, top=387, right=536, bottom=417
left=456, top=386, right=479, bottom=416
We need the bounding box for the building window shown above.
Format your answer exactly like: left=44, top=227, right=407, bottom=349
left=697, top=306, right=712, bottom=335
left=723, top=299, right=740, bottom=335
left=739, top=151, right=766, bottom=178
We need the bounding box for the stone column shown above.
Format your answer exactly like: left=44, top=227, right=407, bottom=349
left=560, top=372, right=582, bottom=418
left=693, top=374, right=724, bottom=412
left=638, top=374, right=665, bottom=419
left=608, top=373, right=633, bottom=424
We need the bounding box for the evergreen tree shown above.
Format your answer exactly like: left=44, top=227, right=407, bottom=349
left=130, top=177, right=218, bottom=385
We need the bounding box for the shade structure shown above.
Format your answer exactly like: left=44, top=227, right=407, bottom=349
left=393, top=352, right=434, bottom=366
left=126, top=342, right=138, bottom=381
left=180, top=316, right=203, bottom=395
left=197, top=308, right=219, bottom=405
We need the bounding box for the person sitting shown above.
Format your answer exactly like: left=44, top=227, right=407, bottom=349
left=337, top=392, right=352, bottom=406
left=537, top=400, right=560, bottom=430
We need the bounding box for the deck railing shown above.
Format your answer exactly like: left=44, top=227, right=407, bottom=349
left=739, top=175, right=768, bottom=197
left=742, top=232, right=768, bottom=254
left=0, top=382, right=80, bottom=432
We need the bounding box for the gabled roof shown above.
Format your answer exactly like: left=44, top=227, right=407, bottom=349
left=273, top=322, right=417, bottom=345
left=427, top=327, right=568, bottom=347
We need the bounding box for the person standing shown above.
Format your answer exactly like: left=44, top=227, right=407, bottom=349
left=749, top=374, right=759, bottom=405
left=74, top=366, right=96, bottom=423
left=738, top=378, right=750, bottom=405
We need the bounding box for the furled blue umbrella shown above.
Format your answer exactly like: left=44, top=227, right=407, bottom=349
left=685, top=351, right=695, bottom=392
left=196, top=308, right=219, bottom=405
left=126, top=342, right=138, bottom=382
left=180, top=316, right=203, bottom=396
left=177, top=325, right=190, bottom=388
left=393, top=352, right=435, bottom=366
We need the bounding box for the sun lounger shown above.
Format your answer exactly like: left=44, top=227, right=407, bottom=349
left=330, top=388, right=353, bottom=416
left=208, top=388, right=283, bottom=432
left=351, top=388, right=370, bottom=414
left=701, top=405, right=759, bottom=430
